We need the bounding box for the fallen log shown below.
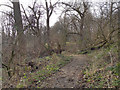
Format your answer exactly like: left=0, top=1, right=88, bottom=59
left=79, top=41, right=107, bottom=54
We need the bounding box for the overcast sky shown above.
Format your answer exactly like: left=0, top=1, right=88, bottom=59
left=0, top=0, right=119, bottom=27
left=0, top=0, right=61, bottom=26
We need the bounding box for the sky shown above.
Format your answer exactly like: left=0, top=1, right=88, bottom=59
left=0, top=0, right=119, bottom=27
left=0, top=0, right=61, bottom=26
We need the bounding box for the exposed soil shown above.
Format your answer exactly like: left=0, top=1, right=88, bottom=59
left=40, top=54, right=89, bottom=88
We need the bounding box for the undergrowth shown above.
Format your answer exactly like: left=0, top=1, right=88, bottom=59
left=16, top=53, right=72, bottom=88
left=79, top=44, right=120, bottom=88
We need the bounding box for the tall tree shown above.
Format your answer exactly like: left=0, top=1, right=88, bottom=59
left=118, top=1, right=120, bottom=62
left=62, top=2, right=90, bottom=49
left=12, top=0, right=26, bottom=55
left=45, top=0, right=59, bottom=53
left=21, top=1, right=44, bottom=55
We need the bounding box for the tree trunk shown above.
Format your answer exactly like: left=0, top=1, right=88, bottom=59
left=13, top=1, right=26, bottom=55
left=79, top=16, right=85, bottom=49
left=118, top=1, right=120, bottom=62
left=45, top=0, right=52, bottom=54
left=46, top=17, right=50, bottom=44
left=109, top=3, right=113, bottom=41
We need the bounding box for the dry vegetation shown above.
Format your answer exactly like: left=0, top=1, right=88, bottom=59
left=0, top=0, right=120, bottom=88
left=76, top=43, right=120, bottom=88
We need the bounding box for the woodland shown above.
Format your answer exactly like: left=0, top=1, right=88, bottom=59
left=0, top=0, right=120, bottom=88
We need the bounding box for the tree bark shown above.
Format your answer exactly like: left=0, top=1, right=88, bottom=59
left=118, top=1, right=120, bottom=62
left=45, top=0, right=54, bottom=54
left=13, top=1, right=26, bottom=55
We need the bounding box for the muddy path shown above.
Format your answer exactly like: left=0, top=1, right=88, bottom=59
left=40, top=54, right=89, bottom=88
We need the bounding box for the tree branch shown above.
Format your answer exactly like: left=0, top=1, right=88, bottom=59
left=0, top=4, right=13, bottom=9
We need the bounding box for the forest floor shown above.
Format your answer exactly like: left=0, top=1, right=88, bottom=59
left=3, top=43, right=119, bottom=88
left=40, top=54, right=89, bottom=88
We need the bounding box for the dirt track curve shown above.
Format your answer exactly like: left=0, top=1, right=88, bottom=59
left=40, top=54, right=89, bottom=88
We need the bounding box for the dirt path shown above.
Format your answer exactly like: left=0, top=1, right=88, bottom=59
left=40, top=54, right=89, bottom=88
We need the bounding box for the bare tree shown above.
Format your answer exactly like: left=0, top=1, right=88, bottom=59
left=21, top=1, right=44, bottom=56
left=12, top=0, right=26, bottom=54
left=62, top=2, right=90, bottom=49
left=118, top=1, right=120, bottom=62
left=44, top=0, right=59, bottom=53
